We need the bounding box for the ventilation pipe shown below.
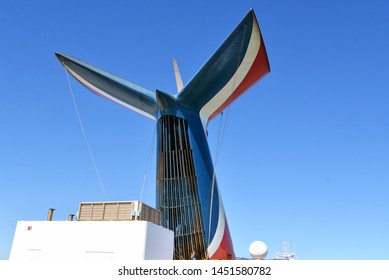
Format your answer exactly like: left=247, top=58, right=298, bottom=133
left=47, top=208, right=55, bottom=221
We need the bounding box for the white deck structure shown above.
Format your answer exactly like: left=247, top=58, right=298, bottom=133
left=9, top=201, right=174, bottom=260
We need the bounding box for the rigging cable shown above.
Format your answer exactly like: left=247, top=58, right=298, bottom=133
left=139, top=124, right=157, bottom=203
left=64, top=70, right=109, bottom=200
left=207, top=22, right=246, bottom=254
left=207, top=108, right=230, bottom=255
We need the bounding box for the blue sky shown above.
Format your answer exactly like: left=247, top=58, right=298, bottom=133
left=1, top=0, right=388, bottom=260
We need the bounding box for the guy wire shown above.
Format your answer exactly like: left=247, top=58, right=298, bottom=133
left=64, top=69, right=109, bottom=200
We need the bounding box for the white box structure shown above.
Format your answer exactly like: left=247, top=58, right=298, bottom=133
left=9, top=220, right=173, bottom=260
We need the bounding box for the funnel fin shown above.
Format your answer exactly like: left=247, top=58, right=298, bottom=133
left=55, top=52, right=158, bottom=120
left=177, top=10, right=270, bottom=129
left=173, top=58, right=184, bottom=93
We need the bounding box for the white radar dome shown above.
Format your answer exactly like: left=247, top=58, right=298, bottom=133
left=249, top=240, right=268, bottom=260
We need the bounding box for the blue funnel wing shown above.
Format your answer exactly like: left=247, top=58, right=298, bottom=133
left=178, top=10, right=270, bottom=129
left=55, top=52, right=158, bottom=120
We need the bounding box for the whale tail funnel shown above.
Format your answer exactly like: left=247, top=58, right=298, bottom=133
left=56, top=9, right=270, bottom=260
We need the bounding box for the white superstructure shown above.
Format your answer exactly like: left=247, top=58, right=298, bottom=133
left=9, top=201, right=174, bottom=260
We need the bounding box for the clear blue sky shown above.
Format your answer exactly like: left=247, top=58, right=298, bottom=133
left=1, top=0, right=388, bottom=260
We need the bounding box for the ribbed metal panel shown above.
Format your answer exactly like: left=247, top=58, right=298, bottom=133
left=77, top=201, right=160, bottom=225
left=157, top=115, right=207, bottom=260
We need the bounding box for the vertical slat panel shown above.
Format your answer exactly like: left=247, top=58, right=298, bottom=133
left=156, top=115, right=207, bottom=259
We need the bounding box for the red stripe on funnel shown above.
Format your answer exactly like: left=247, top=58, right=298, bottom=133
left=209, top=36, right=270, bottom=121
left=209, top=220, right=236, bottom=260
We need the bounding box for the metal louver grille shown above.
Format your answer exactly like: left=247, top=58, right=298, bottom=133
left=77, top=201, right=160, bottom=225
left=157, top=115, right=207, bottom=260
